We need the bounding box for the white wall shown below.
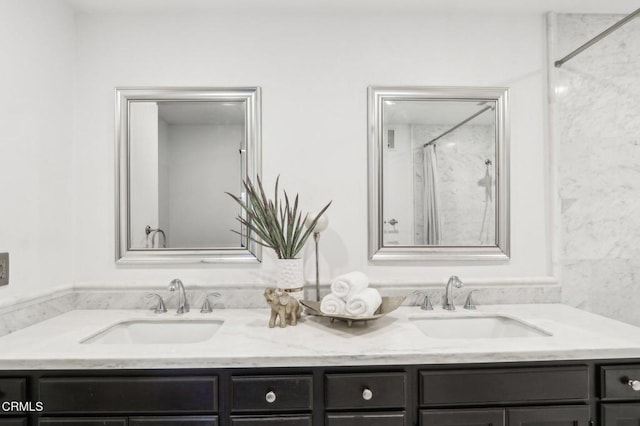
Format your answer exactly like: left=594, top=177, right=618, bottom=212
left=165, top=124, right=241, bottom=248
left=71, top=10, right=550, bottom=287
left=0, top=0, right=75, bottom=301
left=158, top=117, right=171, bottom=241
left=382, top=124, right=413, bottom=245
left=129, top=102, right=159, bottom=247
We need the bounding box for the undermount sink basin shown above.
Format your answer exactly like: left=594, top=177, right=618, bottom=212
left=410, top=315, right=551, bottom=339
left=81, top=319, right=224, bottom=344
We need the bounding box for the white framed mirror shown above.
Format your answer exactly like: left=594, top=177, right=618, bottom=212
left=368, top=86, right=510, bottom=261
left=115, top=87, right=261, bottom=264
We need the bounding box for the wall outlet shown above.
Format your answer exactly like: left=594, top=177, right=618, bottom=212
left=0, top=253, right=9, bottom=286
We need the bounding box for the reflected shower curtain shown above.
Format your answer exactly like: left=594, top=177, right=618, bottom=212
left=422, top=145, right=442, bottom=245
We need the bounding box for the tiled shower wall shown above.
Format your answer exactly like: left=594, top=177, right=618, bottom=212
left=553, top=14, right=640, bottom=326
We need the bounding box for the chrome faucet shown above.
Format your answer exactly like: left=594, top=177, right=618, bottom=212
left=168, top=278, right=190, bottom=314
left=443, top=275, right=463, bottom=311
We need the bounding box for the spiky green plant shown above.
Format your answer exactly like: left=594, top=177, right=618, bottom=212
left=226, top=176, right=332, bottom=259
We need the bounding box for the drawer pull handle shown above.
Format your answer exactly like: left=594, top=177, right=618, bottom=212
left=265, top=391, right=277, bottom=403
left=362, top=388, right=373, bottom=401
left=629, top=380, right=640, bottom=391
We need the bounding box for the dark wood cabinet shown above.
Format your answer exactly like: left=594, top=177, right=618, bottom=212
left=39, top=417, right=219, bottom=426
left=0, top=379, right=26, bottom=403
left=507, top=406, right=590, bottom=426
left=229, top=415, right=312, bottom=425
left=39, top=376, right=218, bottom=414
left=420, top=409, right=505, bottom=426
left=326, top=411, right=406, bottom=426
left=16, top=360, right=640, bottom=425
left=129, top=416, right=218, bottom=425
left=38, top=419, right=127, bottom=425
left=601, top=403, right=640, bottom=425
left=0, top=420, right=27, bottom=426
left=421, top=406, right=590, bottom=426
left=420, top=367, right=589, bottom=406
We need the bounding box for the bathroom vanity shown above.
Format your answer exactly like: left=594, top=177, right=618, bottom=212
left=4, top=360, right=640, bottom=425
left=1, top=305, right=640, bottom=426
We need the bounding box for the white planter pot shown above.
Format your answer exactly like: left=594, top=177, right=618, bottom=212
left=276, top=258, right=304, bottom=300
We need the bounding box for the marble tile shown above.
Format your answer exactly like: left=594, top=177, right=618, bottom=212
left=0, top=292, right=74, bottom=338
left=559, top=138, right=640, bottom=200
left=554, top=13, right=640, bottom=327
left=562, top=195, right=640, bottom=260
left=412, top=124, right=495, bottom=246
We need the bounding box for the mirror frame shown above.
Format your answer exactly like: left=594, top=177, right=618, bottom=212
left=115, top=87, right=262, bottom=264
left=367, top=86, right=510, bottom=261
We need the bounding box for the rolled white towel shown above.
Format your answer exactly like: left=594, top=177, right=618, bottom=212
left=320, top=293, right=346, bottom=315
left=331, top=271, right=369, bottom=300
left=345, top=288, right=382, bottom=317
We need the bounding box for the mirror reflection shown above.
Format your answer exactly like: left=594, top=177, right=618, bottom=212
left=382, top=100, right=496, bottom=246
left=129, top=101, right=244, bottom=249
left=368, top=86, right=509, bottom=261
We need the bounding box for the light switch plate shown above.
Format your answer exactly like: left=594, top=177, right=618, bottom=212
left=0, top=253, right=9, bottom=286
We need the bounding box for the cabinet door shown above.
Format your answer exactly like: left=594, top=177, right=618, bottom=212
left=420, top=409, right=505, bottom=426
left=601, top=404, right=640, bottom=426
left=38, top=419, right=127, bottom=425
left=326, top=411, right=406, bottom=426
left=230, top=415, right=312, bottom=426
left=130, top=416, right=218, bottom=426
left=0, top=379, right=26, bottom=403
left=39, top=376, right=217, bottom=414
left=508, top=406, right=590, bottom=426
left=0, top=419, right=27, bottom=426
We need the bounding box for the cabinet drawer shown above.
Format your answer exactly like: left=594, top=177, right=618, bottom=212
left=420, top=366, right=589, bottom=406
left=421, top=409, right=505, bottom=426
left=507, top=406, right=590, bottom=426
left=326, top=411, right=406, bottom=426
left=39, top=376, right=218, bottom=414
left=130, top=416, right=219, bottom=425
left=601, top=403, right=640, bottom=425
left=39, top=419, right=127, bottom=426
left=325, top=372, right=407, bottom=410
left=0, top=379, right=26, bottom=403
left=0, top=420, right=27, bottom=426
left=602, top=365, right=640, bottom=399
left=230, top=415, right=312, bottom=425
left=231, top=375, right=312, bottom=412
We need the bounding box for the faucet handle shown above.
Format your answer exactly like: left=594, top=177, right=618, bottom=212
left=464, top=290, right=477, bottom=310
left=412, top=290, right=433, bottom=310
left=201, top=292, right=221, bottom=313
left=421, top=295, right=434, bottom=311
left=412, top=290, right=422, bottom=305
left=147, top=293, right=167, bottom=314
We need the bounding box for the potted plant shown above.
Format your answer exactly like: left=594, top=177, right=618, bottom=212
left=227, top=176, right=331, bottom=299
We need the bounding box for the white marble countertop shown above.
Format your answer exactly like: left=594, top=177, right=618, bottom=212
left=2, top=304, right=640, bottom=370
